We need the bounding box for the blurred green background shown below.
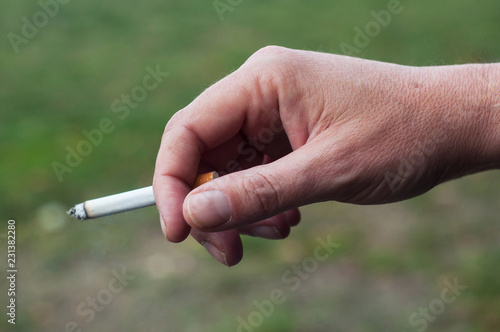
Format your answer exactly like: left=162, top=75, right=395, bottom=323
left=1, top=0, right=500, bottom=331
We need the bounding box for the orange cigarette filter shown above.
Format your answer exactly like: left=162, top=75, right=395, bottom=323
left=194, top=171, right=219, bottom=188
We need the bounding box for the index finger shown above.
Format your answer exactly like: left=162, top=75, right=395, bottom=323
left=153, top=70, right=255, bottom=242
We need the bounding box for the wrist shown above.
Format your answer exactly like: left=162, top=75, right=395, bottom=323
left=458, top=63, right=500, bottom=172
left=480, top=64, right=500, bottom=169
left=410, top=63, right=500, bottom=180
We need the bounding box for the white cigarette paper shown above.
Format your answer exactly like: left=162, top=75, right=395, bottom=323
left=72, top=186, right=155, bottom=220
left=68, top=172, right=218, bottom=221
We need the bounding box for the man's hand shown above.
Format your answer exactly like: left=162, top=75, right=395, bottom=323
left=153, top=46, right=500, bottom=266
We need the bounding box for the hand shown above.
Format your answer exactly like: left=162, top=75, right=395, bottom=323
left=153, top=46, right=499, bottom=266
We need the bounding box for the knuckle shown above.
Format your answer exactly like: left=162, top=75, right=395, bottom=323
left=241, top=46, right=302, bottom=107
left=239, top=46, right=293, bottom=102
left=169, top=110, right=183, bottom=122
left=249, top=45, right=291, bottom=60
left=240, top=171, right=281, bottom=217
left=164, top=111, right=183, bottom=131
left=162, top=110, right=191, bottom=145
left=245, top=46, right=294, bottom=79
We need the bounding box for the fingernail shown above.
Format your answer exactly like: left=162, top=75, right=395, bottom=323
left=187, top=190, right=231, bottom=229
left=202, top=241, right=229, bottom=266
left=252, top=226, right=283, bottom=239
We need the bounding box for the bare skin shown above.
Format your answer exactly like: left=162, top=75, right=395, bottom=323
left=153, top=46, right=500, bottom=266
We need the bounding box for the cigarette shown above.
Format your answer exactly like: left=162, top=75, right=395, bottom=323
left=67, top=171, right=218, bottom=221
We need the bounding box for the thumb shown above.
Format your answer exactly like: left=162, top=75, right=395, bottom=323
left=183, top=146, right=325, bottom=231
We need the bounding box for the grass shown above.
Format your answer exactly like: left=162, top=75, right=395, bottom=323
left=1, top=0, right=500, bottom=331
